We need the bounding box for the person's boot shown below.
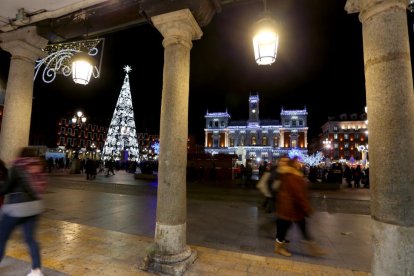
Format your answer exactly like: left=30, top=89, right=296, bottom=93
left=302, top=240, right=326, bottom=256
left=274, top=240, right=292, bottom=257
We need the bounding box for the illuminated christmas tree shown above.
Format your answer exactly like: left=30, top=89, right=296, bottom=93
left=102, top=65, right=140, bottom=161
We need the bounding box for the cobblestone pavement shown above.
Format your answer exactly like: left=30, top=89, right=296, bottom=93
left=1, top=171, right=372, bottom=275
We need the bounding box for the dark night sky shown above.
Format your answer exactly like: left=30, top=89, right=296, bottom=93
left=0, top=0, right=372, bottom=146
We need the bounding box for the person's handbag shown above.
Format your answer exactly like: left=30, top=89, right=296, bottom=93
left=2, top=199, right=44, bottom=217
left=256, top=172, right=272, bottom=197
left=272, top=179, right=281, bottom=191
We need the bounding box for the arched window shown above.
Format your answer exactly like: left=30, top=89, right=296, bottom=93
left=273, top=136, right=279, bottom=147
left=251, top=136, right=256, bottom=146
left=262, top=136, right=267, bottom=146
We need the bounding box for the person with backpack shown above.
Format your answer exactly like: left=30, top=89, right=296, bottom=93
left=0, top=147, right=48, bottom=276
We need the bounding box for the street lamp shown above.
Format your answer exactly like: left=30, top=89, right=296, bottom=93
left=323, top=138, right=332, bottom=156
left=34, top=38, right=104, bottom=85
left=323, top=138, right=332, bottom=167
left=71, top=51, right=96, bottom=85
left=72, top=111, right=87, bottom=125
left=69, top=111, right=87, bottom=174
left=252, top=0, right=279, bottom=66
left=323, top=138, right=331, bottom=149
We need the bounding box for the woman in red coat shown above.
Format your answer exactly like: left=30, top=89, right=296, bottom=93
left=274, top=156, right=325, bottom=257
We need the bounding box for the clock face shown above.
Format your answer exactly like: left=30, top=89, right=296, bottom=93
left=252, top=109, right=256, bottom=113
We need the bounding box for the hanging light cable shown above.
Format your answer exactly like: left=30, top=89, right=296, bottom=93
left=252, top=0, right=279, bottom=65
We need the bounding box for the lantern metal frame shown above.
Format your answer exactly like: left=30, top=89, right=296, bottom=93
left=34, top=38, right=104, bottom=85
left=252, top=0, right=279, bottom=66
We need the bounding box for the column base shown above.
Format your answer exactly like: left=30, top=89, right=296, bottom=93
left=140, top=246, right=197, bottom=276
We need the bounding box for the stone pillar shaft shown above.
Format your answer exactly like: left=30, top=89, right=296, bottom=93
left=148, top=9, right=202, bottom=275
left=345, top=0, right=414, bottom=274
left=205, top=132, right=208, bottom=147
left=280, top=130, right=284, bottom=147
left=0, top=27, right=47, bottom=165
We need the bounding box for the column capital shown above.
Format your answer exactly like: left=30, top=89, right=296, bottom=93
left=0, top=26, right=48, bottom=62
left=152, top=9, right=203, bottom=49
left=345, top=0, right=407, bottom=21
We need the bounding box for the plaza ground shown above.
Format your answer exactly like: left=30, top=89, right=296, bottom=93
left=1, top=171, right=371, bottom=275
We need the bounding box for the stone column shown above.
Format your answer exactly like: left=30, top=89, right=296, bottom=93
left=280, top=130, right=284, bottom=147
left=205, top=131, right=208, bottom=147
left=146, top=9, right=202, bottom=275
left=304, top=130, right=308, bottom=148
left=0, top=26, right=48, bottom=165
left=345, top=0, right=414, bottom=274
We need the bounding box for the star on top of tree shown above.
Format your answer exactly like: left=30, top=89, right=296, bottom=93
left=123, top=65, right=132, bottom=73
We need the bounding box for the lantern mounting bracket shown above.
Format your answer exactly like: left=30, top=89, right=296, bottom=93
left=34, top=38, right=104, bottom=85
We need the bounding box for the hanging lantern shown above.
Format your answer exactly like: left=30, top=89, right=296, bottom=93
left=253, top=16, right=278, bottom=66
left=71, top=51, right=95, bottom=85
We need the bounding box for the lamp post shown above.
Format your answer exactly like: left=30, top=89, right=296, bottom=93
left=323, top=138, right=332, bottom=166
left=70, top=111, right=87, bottom=174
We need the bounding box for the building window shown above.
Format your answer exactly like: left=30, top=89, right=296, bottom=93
left=67, top=138, right=72, bottom=146
left=299, top=120, right=303, bottom=126
left=60, top=127, right=65, bottom=134
left=213, top=138, right=219, bottom=147
left=345, top=143, right=349, bottom=149
left=273, top=136, right=279, bottom=147
left=251, top=136, right=256, bottom=146
left=221, top=121, right=225, bottom=127
left=59, top=137, right=65, bottom=145
left=333, top=126, right=338, bottom=132
left=291, top=140, right=297, bottom=148
left=292, top=120, right=297, bottom=126
left=230, top=138, right=234, bottom=147
left=355, top=133, right=360, bottom=139
left=240, top=136, right=245, bottom=146
left=209, top=121, right=212, bottom=127
left=215, top=121, right=219, bottom=127
left=284, top=120, right=290, bottom=126
left=344, top=134, right=349, bottom=140
left=334, top=134, right=338, bottom=140
left=262, top=136, right=267, bottom=146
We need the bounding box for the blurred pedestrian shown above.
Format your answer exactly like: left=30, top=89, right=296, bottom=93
left=274, top=156, right=325, bottom=257
left=243, top=159, right=253, bottom=188
left=0, top=147, right=48, bottom=276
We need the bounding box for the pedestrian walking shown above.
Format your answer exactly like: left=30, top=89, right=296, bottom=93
left=274, top=156, right=325, bottom=257
left=0, top=147, right=48, bottom=276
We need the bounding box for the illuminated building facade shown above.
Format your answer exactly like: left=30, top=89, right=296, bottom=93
left=204, top=95, right=308, bottom=163
left=320, top=112, right=368, bottom=161
left=56, top=118, right=108, bottom=159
